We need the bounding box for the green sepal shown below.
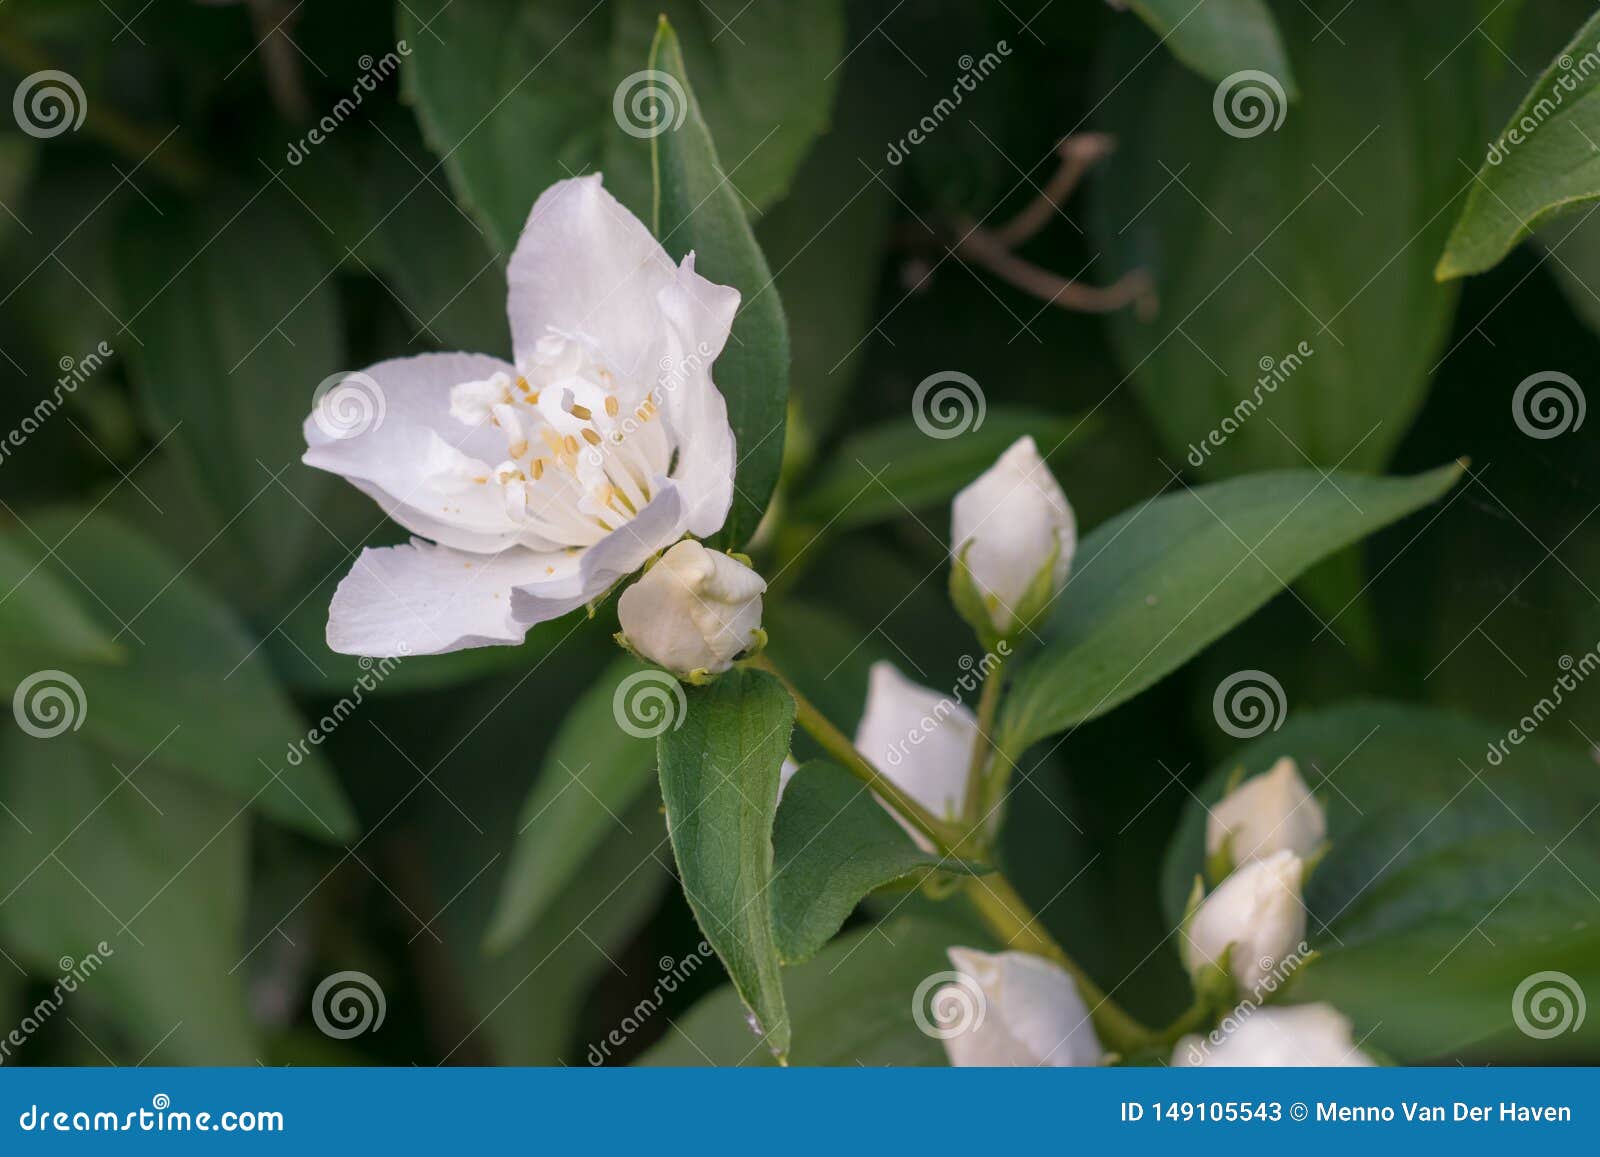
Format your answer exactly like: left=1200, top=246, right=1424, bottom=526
left=948, top=540, right=1002, bottom=650
left=1205, top=832, right=1236, bottom=888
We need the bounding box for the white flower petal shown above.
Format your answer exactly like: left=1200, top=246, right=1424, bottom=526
left=1183, top=849, right=1306, bottom=992
left=950, top=436, right=1075, bottom=632
left=508, top=480, right=687, bottom=624
left=1207, top=756, right=1327, bottom=867
left=1173, top=1003, right=1373, bottom=1067
left=303, top=353, right=526, bottom=553
left=506, top=175, right=678, bottom=382
left=854, top=662, right=978, bottom=835
left=943, top=947, right=1102, bottom=1067
left=655, top=254, right=738, bottom=538
left=617, top=541, right=764, bottom=675
left=327, top=539, right=574, bottom=657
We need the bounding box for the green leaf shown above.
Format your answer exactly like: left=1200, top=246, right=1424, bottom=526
left=998, top=465, right=1462, bottom=759
left=650, top=16, right=789, bottom=547
left=485, top=657, right=659, bottom=952
left=772, top=761, right=986, bottom=964
left=639, top=916, right=981, bottom=1065
left=1124, top=0, right=1296, bottom=94
left=113, top=189, right=340, bottom=592
left=0, top=536, right=119, bottom=666
left=657, top=666, right=793, bottom=1059
left=400, top=0, right=844, bottom=250
left=1093, top=1, right=1483, bottom=476
left=1, top=510, right=356, bottom=841
left=790, top=408, right=1090, bottom=531
left=1438, top=7, right=1600, bottom=279
left=0, top=731, right=256, bottom=1062
left=1161, top=701, right=1600, bottom=1061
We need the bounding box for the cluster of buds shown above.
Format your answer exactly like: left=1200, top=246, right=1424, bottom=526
left=1174, top=758, right=1370, bottom=1066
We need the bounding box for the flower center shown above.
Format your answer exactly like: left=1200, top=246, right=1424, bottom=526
left=446, top=332, right=673, bottom=549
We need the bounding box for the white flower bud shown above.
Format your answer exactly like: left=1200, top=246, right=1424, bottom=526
left=616, top=541, right=764, bottom=678
left=854, top=661, right=978, bottom=836
left=950, top=436, right=1075, bottom=637
left=940, top=947, right=1103, bottom=1067
left=1182, top=849, right=1306, bottom=994
left=1172, top=1003, right=1374, bottom=1067
left=1207, top=757, right=1326, bottom=870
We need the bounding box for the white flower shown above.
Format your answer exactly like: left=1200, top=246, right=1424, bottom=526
left=950, top=436, right=1075, bottom=637
left=616, top=541, right=764, bottom=677
left=854, top=661, right=978, bottom=842
left=1182, top=849, right=1306, bottom=993
left=1207, top=757, right=1326, bottom=871
left=1173, top=1003, right=1373, bottom=1067
left=941, top=947, right=1102, bottom=1067
left=303, top=174, right=738, bottom=656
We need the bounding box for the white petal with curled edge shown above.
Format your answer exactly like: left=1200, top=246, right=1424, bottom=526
left=506, top=175, right=679, bottom=381
left=656, top=254, right=738, bottom=538
left=509, top=479, right=688, bottom=625
left=303, top=353, right=526, bottom=554
left=326, top=540, right=574, bottom=657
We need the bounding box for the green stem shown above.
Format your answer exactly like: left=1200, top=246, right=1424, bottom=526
left=749, top=653, right=1154, bottom=1055
left=0, top=30, right=208, bottom=191
left=960, top=651, right=1006, bottom=827
left=748, top=654, right=960, bottom=850
left=962, top=872, right=1151, bottom=1054
left=1150, top=998, right=1214, bottom=1049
